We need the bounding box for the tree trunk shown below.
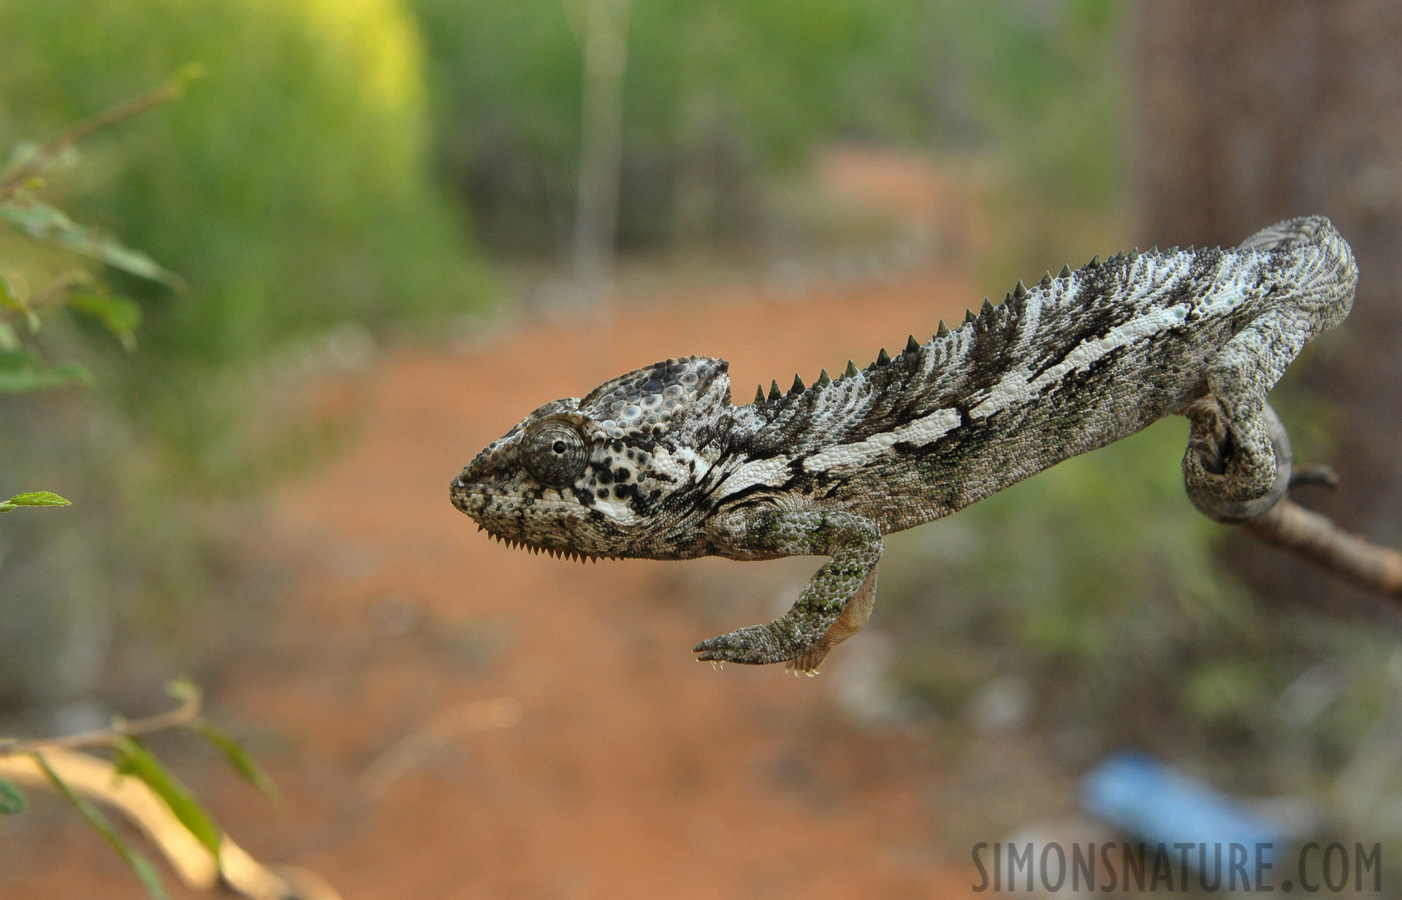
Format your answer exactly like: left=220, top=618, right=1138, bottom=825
left=1134, top=1, right=1402, bottom=612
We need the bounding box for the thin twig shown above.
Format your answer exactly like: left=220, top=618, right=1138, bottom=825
left=22, top=271, right=92, bottom=311
left=0, top=68, right=200, bottom=199
left=1188, top=400, right=1402, bottom=601
left=356, top=697, right=521, bottom=800
left=1289, top=464, right=1341, bottom=489
left=1241, top=496, right=1402, bottom=599
left=0, top=691, right=202, bottom=757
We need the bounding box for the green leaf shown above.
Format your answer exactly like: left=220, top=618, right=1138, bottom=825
left=0, top=200, right=183, bottom=289
left=112, top=737, right=222, bottom=861
left=97, top=242, right=183, bottom=290
left=0, top=348, right=91, bottom=393
left=190, top=719, right=281, bottom=806
left=5, top=491, right=70, bottom=508
left=67, top=290, right=140, bottom=350
left=0, top=273, right=39, bottom=333
left=31, top=752, right=170, bottom=900
left=0, top=778, right=26, bottom=814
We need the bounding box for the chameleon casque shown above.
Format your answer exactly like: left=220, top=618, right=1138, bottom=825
left=451, top=216, right=1357, bottom=674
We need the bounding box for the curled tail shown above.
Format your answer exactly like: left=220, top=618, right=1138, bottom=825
left=1185, top=215, right=1358, bottom=520
left=1241, top=215, right=1357, bottom=333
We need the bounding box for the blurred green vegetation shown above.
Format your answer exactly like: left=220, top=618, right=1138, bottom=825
left=0, top=0, right=487, bottom=712
left=0, top=0, right=487, bottom=382
left=412, top=0, right=932, bottom=253
left=411, top=0, right=1121, bottom=258
left=926, top=0, right=1129, bottom=278
left=928, top=0, right=1122, bottom=205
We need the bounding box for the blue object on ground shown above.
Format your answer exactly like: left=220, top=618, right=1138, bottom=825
left=1081, top=752, right=1284, bottom=869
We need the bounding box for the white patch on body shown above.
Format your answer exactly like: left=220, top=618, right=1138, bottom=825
left=803, top=407, right=961, bottom=473
left=970, top=303, right=1192, bottom=419
left=590, top=492, right=638, bottom=523
left=649, top=445, right=712, bottom=483
left=719, top=456, right=793, bottom=494
left=1195, top=264, right=1254, bottom=316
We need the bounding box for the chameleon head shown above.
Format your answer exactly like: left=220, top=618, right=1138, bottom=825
left=450, top=355, right=732, bottom=559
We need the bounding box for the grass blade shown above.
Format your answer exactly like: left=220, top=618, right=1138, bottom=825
left=0, top=778, right=26, bottom=814
left=112, top=737, right=222, bottom=861
left=31, top=752, right=170, bottom=900
left=190, top=719, right=281, bottom=806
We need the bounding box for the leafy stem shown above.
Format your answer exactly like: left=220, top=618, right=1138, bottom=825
left=0, top=66, right=203, bottom=199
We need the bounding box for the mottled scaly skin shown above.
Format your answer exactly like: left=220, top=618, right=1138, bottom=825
left=452, top=216, right=1357, bottom=673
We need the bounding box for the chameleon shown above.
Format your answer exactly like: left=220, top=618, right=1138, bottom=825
left=450, top=216, right=1357, bottom=674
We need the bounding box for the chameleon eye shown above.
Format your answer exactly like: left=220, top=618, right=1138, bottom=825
left=521, top=419, right=588, bottom=487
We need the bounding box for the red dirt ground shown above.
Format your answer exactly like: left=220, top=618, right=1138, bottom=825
left=1, top=153, right=1006, bottom=900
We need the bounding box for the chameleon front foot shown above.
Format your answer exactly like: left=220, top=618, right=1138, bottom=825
left=694, top=628, right=835, bottom=674
left=786, top=650, right=830, bottom=677
left=693, top=564, right=879, bottom=674
left=693, top=624, right=809, bottom=668
left=693, top=627, right=830, bottom=674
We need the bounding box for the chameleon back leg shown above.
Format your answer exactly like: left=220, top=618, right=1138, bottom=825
left=1183, top=397, right=1292, bottom=522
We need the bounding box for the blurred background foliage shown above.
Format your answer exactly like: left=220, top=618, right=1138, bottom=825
left=1, top=0, right=1399, bottom=883
left=0, top=0, right=490, bottom=715
left=0, top=0, right=487, bottom=375
left=412, top=0, right=1121, bottom=258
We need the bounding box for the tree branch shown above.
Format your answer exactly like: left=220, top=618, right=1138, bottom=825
left=0, top=689, right=201, bottom=757
left=0, top=747, right=342, bottom=899
left=1241, top=495, right=1402, bottom=598
left=1188, top=398, right=1402, bottom=602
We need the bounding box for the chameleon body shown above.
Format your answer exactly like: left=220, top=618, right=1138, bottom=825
left=451, top=217, right=1357, bottom=673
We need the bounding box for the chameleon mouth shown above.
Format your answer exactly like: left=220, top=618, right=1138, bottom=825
left=448, top=474, right=484, bottom=517
left=483, top=530, right=602, bottom=563
left=450, top=475, right=605, bottom=564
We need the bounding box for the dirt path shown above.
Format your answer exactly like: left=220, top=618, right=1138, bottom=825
left=261, top=269, right=986, bottom=900
left=3, top=156, right=1000, bottom=899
